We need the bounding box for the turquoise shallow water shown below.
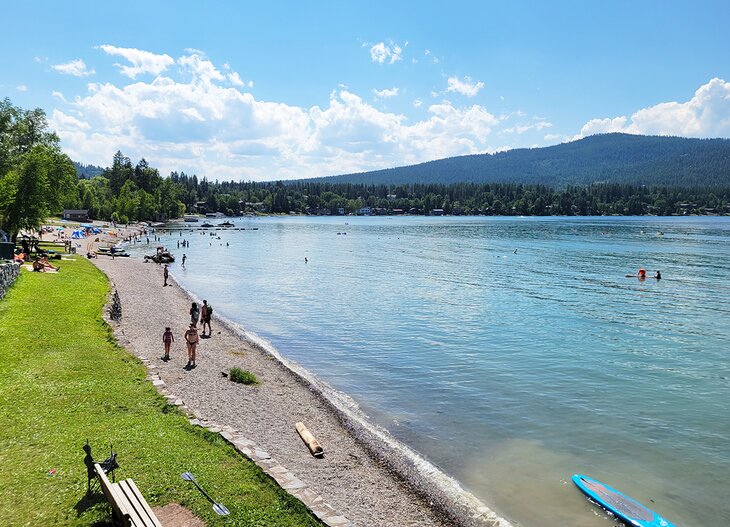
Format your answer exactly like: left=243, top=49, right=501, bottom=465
left=146, top=216, right=729, bottom=527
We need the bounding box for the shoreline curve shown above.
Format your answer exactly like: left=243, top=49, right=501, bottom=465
left=170, top=272, right=512, bottom=527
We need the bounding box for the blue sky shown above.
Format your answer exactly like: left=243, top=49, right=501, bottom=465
left=2, top=1, right=729, bottom=180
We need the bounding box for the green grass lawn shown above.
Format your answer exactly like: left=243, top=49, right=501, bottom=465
left=0, top=257, right=321, bottom=526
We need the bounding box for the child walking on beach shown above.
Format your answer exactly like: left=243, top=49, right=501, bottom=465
left=162, top=327, right=174, bottom=361
left=184, top=324, right=199, bottom=369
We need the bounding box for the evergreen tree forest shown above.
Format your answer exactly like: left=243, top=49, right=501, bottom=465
left=3, top=99, right=729, bottom=226
left=68, top=152, right=730, bottom=220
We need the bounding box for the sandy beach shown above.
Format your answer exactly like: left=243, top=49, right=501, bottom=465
left=87, top=232, right=510, bottom=527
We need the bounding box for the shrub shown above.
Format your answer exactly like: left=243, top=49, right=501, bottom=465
left=229, top=367, right=258, bottom=385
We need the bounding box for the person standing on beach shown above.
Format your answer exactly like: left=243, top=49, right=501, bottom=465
left=201, top=300, right=212, bottom=337
left=190, top=302, right=200, bottom=327
left=182, top=253, right=187, bottom=268
left=184, top=324, right=199, bottom=368
left=162, top=327, right=174, bottom=361
left=163, top=264, right=169, bottom=286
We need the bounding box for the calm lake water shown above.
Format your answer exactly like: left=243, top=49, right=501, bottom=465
left=145, top=216, right=729, bottom=527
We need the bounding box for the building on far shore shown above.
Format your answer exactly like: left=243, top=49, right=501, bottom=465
left=62, top=209, right=89, bottom=221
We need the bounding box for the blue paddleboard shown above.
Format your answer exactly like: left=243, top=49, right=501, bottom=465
left=572, top=474, right=677, bottom=527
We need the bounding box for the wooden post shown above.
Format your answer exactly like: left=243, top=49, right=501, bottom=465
left=295, top=422, right=324, bottom=457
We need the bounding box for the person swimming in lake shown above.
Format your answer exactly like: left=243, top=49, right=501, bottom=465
left=654, top=270, right=662, bottom=279
left=637, top=268, right=647, bottom=279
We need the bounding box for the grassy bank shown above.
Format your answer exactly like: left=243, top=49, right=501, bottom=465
left=0, top=257, right=320, bottom=526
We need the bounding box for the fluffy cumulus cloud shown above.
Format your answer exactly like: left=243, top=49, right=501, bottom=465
left=373, top=87, right=399, bottom=99
left=52, top=59, right=95, bottom=77
left=369, top=41, right=404, bottom=65
left=98, top=45, right=174, bottom=78
left=446, top=76, right=484, bottom=97
left=577, top=78, right=730, bottom=139
left=49, top=46, right=517, bottom=180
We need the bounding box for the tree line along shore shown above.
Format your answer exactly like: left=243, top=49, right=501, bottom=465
left=2, top=98, right=728, bottom=244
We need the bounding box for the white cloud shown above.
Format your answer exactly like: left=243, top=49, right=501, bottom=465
left=98, top=45, right=174, bottom=78
left=413, top=99, right=423, bottom=108
left=576, top=78, right=730, bottom=139
left=446, top=76, right=485, bottom=98
left=177, top=52, right=225, bottom=84
left=502, top=120, right=552, bottom=135
left=373, top=87, right=399, bottom=99
left=49, top=47, right=511, bottom=180
left=16, top=85, right=27, bottom=92
left=52, top=59, right=95, bottom=77
left=369, top=41, right=404, bottom=64
left=227, top=72, right=244, bottom=86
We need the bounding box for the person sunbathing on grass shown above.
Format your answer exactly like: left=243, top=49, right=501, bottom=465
left=32, top=256, right=60, bottom=272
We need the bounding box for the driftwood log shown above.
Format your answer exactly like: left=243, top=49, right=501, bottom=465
left=295, top=422, right=324, bottom=457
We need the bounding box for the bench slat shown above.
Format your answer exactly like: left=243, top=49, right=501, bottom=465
left=94, top=463, right=161, bottom=527
left=126, top=478, right=164, bottom=527
left=117, top=479, right=161, bottom=527
left=94, top=463, right=130, bottom=520
left=114, top=481, right=147, bottom=527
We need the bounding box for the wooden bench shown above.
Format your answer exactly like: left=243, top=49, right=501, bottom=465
left=94, top=463, right=162, bottom=527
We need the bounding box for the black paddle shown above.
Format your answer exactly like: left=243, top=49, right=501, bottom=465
left=181, top=471, right=230, bottom=515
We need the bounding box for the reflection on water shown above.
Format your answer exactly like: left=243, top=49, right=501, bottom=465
left=147, top=216, right=730, bottom=527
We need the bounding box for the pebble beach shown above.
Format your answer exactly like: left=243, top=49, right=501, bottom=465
left=91, top=245, right=509, bottom=527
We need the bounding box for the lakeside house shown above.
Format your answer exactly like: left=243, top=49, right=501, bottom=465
left=431, top=208, right=445, bottom=216
left=63, top=209, right=89, bottom=221
left=358, top=206, right=372, bottom=215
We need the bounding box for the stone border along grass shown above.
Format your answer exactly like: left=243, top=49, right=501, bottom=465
left=105, top=287, right=354, bottom=527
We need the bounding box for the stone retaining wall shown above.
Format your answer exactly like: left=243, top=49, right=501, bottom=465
left=0, top=262, right=20, bottom=300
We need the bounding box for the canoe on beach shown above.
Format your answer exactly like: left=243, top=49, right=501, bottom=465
left=572, top=474, right=677, bottom=527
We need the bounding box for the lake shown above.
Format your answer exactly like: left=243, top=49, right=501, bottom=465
left=144, top=216, right=729, bottom=527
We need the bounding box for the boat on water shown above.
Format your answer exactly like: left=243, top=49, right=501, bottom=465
left=200, top=223, right=215, bottom=228
left=183, top=216, right=199, bottom=222
left=217, top=221, right=235, bottom=227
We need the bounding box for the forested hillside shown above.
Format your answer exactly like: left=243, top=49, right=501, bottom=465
left=308, top=134, right=730, bottom=187
left=73, top=161, right=105, bottom=179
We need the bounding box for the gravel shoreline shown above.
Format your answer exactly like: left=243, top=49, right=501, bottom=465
left=93, top=255, right=510, bottom=527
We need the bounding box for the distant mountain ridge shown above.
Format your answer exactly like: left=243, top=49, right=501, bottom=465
left=305, top=133, right=730, bottom=188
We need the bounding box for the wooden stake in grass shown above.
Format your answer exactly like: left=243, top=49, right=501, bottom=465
left=295, top=422, right=324, bottom=458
